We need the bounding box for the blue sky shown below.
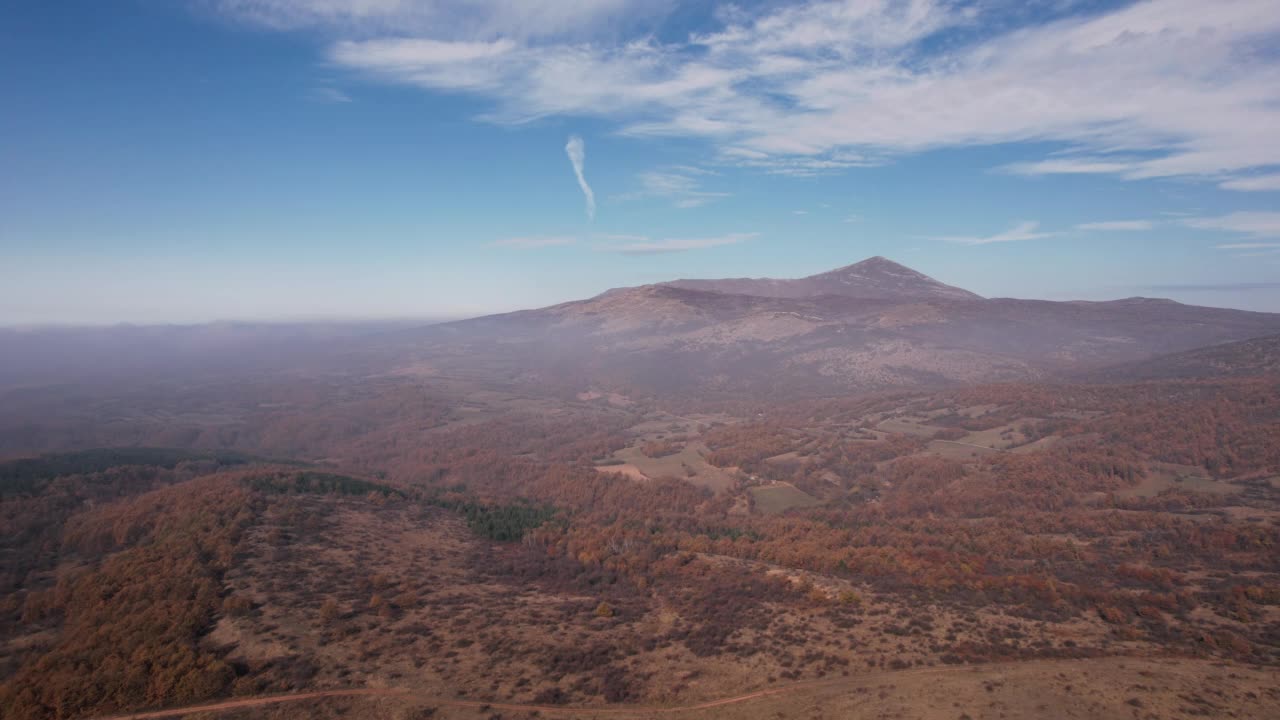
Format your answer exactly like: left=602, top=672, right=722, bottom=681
left=2, top=0, right=1279, bottom=324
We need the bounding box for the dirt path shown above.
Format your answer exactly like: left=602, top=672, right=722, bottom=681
left=96, top=689, right=412, bottom=719
left=95, top=661, right=1091, bottom=719
left=933, top=439, right=1005, bottom=453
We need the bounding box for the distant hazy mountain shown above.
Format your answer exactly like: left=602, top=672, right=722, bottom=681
left=0, top=320, right=430, bottom=386
left=663, top=256, right=982, bottom=302
left=415, top=258, right=1280, bottom=396
left=7, top=259, right=1280, bottom=399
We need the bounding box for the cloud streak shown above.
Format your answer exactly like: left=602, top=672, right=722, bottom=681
left=1185, top=212, right=1280, bottom=239
left=601, top=232, right=757, bottom=255
left=491, top=236, right=575, bottom=249
left=1215, top=242, right=1280, bottom=250
left=1219, top=174, right=1280, bottom=192
left=564, top=135, right=595, bottom=221
left=934, top=221, right=1054, bottom=246
left=209, top=0, right=666, bottom=40
left=1077, top=220, right=1154, bottom=231
left=307, top=86, right=352, bottom=103
left=626, top=169, right=729, bottom=208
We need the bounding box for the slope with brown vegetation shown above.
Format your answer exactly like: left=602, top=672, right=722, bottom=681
left=1, top=323, right=1279, bottom=719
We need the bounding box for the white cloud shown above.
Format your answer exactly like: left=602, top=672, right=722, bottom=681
left=216, top=0, right=1280, bottom=187
left=334, top=37, right=515, bottom=65
left=629, top=169, right=730, bottom=208
left=1185, top=212, right=1280, bottom=238
left=490, top=236, right=576, bottom=248
left=1219, top=174, right=1280, bottom=192
left=791, top=209, right=808, bottom=215
left=564, top=135, right=595, bottom=221
left=1002, top=158, right=1144, bottom=176
left=1215, top=242, right=1280, bottom=249
left=603, top=232, right=758, bottom=254
left=331, top=37, right=516, bottom=93
left=934, top=221, right=1055, bottom=246
left=208, top=0, right=666, bottom=39
left=667, top=164, right=717, bottom=176
left=718, top=147, right=879, bottom=176
left=1076, top=220, right=1154, bottom=231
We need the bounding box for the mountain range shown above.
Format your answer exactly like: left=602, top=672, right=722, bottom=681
left=3, top=257, right=1277, bottom=399
left=410, top=257, right=1280, bottom=396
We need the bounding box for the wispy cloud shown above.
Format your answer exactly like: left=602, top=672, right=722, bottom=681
left=209, top=0, right=666, bottom=40
left=602, top=232, right=758, bottom=255
left=1219, top=174, right=1280, bottom=192
left=294, top=0, right=1280, bottom=188
left=934, top=221, right=1055, bottom=246
left=719, top=148, right=879, bottom=177
left=564, top=135, right=595, bottom=221
left=1215, top=242, right=1280, bottom=250
left=1076, top=220, right=1154, bottom=231
left=491, top=236, right=575, bottom=249
left=307, top=86, right=352, bottom=103
left=1184, top=212, right=1280, bottom=238
left=1001, top=158, right=1144, bottom=177
left=628, top=169, right=729, bottom=208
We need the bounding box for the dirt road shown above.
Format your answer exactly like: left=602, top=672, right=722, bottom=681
left=933, top=439, right=1005, bottom=453
left=96, top=689, right=411, bottom=719
left=94, top=662, right=1078, bottom=719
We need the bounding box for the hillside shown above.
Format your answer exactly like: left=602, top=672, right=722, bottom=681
left=1086, top=333, right=1280, bottom=381
left=3, top=374, right=1279, bottom=719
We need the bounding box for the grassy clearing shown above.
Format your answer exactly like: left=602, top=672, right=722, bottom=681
left=611, top=440, right=737, bottom=492
left=750, top=483, right=821, bottom=515
left=1118, top=463, right=1241, bottom=498
left=875, top=418, right=942, bottom=437
left=957, top=420, right=1041, bottom=450
left=922, top=440, right=1001, bottom=461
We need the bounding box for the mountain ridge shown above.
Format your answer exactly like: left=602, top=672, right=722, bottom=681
left=662, top=256, right=982, bottom=302
left=405, top=257, right=1280, bottom=397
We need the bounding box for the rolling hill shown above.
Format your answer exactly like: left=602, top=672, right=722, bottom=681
left=1085, top=333, right=1280, bottom=381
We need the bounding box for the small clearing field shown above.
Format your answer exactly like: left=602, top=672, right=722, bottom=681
left=876, top=417, right=942, bottom=437
left=750, top=483, right=822, bottom=514
left=923, top=439, right=1003, bottom=460
left=957, top=419, right=1042, bottom=450
left=610, top=440, right=738, bottom=492
left=1118, top=462, right=1241, bottom=498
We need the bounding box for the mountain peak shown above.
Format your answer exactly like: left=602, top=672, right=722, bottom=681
left=817, top=256, right=931, bottom=279
left=663, top=256, right=982, bottom=302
